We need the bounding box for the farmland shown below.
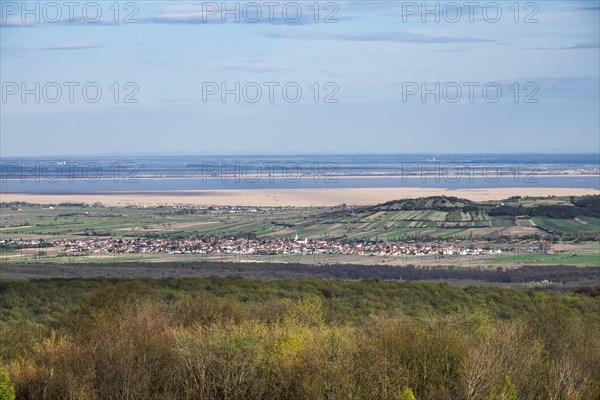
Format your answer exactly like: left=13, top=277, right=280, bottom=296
left=2, top=196, right=598, bottom=241
left=1, top=196, right=598, bottom=267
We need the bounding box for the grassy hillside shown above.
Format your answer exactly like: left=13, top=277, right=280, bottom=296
left=1, top=196, right=599, bottom=242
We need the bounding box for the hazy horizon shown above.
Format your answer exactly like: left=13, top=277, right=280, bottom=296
left=2, top=151, right=600, bottom=159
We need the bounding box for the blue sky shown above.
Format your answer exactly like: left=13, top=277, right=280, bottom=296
left=1, top=0, right=599, bottom=156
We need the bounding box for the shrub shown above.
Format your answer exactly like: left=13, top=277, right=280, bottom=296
left=0, top=367, right=16, bottom=400
left=397, top=387, right=416, bottom=400
left=488, top=376, right=517, bottom=400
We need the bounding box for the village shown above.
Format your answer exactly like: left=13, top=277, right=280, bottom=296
left=0, top=236, right=508, bottom=260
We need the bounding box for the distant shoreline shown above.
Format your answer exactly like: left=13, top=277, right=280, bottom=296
left=2, top=187, right=598, bottom=207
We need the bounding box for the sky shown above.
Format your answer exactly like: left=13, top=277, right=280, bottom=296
left=1, top=0, right=599, bottom=156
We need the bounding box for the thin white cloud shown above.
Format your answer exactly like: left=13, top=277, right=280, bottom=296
left=40, top=42, right=105, bottom=51
left=262, top=30, right=493, bottom=44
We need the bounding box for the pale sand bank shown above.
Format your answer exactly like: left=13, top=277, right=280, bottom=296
left=2, top=188, right=598, bottom=207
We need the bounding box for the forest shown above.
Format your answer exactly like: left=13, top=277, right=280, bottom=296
left=1, top=277, right=599, bottom=399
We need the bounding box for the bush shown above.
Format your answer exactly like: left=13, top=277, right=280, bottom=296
left=488, top=376, right=516, bottom=400
left=0, top=367, right=15, bottom=400
left=397, top=387, right=416, bottom=400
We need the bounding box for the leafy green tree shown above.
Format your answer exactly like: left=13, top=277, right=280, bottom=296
left=396, top=387, right=416, bottom=400
left=0, top=367, right=15, bottom=400
left=284, top=296, right=324, bottom=326
left=489, top=376, right=517, bottom=400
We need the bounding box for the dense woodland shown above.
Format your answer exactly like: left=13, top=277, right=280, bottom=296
left=1, top=278, right=599, bottom=399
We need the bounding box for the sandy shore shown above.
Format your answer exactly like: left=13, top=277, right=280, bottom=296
left=2, top=187, right=598, bottom=207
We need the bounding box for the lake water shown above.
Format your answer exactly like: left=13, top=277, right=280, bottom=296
left=1, top=154, right=598, bottom=192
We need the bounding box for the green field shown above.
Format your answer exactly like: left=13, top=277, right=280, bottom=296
left=491, top=253, right=600, bottom=266
left=532, top=216, right=600, bottom=233
left=3, top=202, right=594, bottom=241
left=2, top=196, right=598, bottom=240
left=2, top=196, right=598, bottom=267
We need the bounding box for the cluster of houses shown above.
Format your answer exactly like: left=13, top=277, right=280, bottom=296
left=1, top=237, right=503, bottom=258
